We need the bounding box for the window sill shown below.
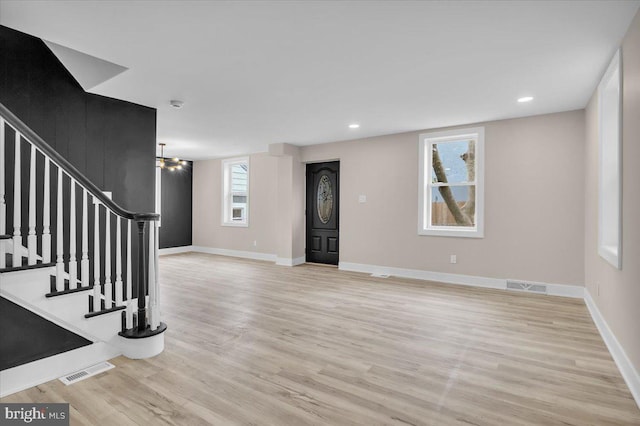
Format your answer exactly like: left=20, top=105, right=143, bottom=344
left=598, top=245, right=621, bottom=269
left=419, top=227, right=483, bottom=238
left=222, top=222, right=249, bottom=228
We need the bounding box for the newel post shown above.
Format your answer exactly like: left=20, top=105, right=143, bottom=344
left=136, top=220, right=147, bottom=331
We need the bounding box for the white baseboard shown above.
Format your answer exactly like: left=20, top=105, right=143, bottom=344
left=191, top=246, right=277, bottom=262
left=276, top=256, right=306, bottom=266
left=159, top=245, right=194, bottom=255
left=338, top=262, right=584, bottom=298
left=187, top=246, right=303, bottom=266
left=584, top=289, right=640, bottom=409
left=340, top=261, right=506, bottom=290
left=544, top=282, right=584, bottom=298
left=0, top=342, right=121, bottom=398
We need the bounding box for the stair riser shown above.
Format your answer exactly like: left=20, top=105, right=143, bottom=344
left=1, top=268, right=122, bottom=343
left=0, top=268, right=55, bottom=303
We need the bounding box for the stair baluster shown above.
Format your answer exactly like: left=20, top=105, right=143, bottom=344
left=81, top=189, right=89, bottom=287
left=0, top=118, right=6, bottom=269
left=55, top=168, right=65, bottom=290
left=104, top=209, right=112, bottom=309
left=69, top=179, right=77, bottom=289
left=136, top=220, right=147, bottom=331
left=114, top=216, right=123, bottom=306
left=126, top=219, right=133, bottom=328
left=42, top=158, right=51, bottom=263
left=93, top=198, right=101, bottom=312
left=28, top=145, right=37, bottom=265
left=148, top=220, right=159, bottom=330
left=126, top=219, right=132, bottom=301
left=13, top=131, right=21, bottom=267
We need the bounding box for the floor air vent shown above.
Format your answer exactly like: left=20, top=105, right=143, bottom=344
left=506, top=280, right=547, bottom=294
left=59, top=362, right=114, bottom=385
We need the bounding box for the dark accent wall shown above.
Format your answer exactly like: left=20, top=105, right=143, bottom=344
left=159, top=164, right=193, bottom=249
left=0, top=25, right=156, bottom=213
left=0, top=25, right=156, bottom=297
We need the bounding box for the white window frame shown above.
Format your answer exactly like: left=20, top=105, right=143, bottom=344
left=222, top=156, right=249, bottom=227
left=598, top=49, right=622, bottom=269
left=418, top=127, right=484, bottom=238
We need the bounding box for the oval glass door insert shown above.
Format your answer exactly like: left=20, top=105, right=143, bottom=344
left=317, top=175, right=333, bottom=224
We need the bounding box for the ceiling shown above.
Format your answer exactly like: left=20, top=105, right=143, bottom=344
left=1, top=1, right=638, bottom=160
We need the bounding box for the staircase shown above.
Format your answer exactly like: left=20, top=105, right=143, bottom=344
left=0, top=102, right=166, bottom=397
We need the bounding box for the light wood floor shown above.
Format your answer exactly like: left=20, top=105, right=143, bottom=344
left=3, top=253, right=639, bottom=425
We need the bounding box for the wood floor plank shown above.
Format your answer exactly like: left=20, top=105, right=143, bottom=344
left=2, top=252, right=639, bottom=425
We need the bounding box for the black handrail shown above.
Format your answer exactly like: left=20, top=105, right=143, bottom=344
left=0, top=101, right=159, bottom=222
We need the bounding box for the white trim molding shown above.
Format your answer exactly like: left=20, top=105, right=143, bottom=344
left=0, top=342, right=120, bottom=398
left=276, top=256, right=306, bottom=267
left=166, top=246, right=305, bottom=266
left=418, top=126, right=485, bottom=238
left=543, top=281, right=585, bottom=298
left=597, top=49, right=622, bottom=270
left=585, top=289, right=640, bottom=409
left=191, top=246, right=277, bottom=262
left=340, top=261, right=503, bottom=289
left=221, top=156, right=250, bottom=227
left=159, top=245, right=194, bottom=256
left=338, top=262, right=584, bottom=298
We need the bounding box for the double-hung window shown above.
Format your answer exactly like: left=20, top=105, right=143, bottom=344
left=418, top=127, right=484, bottom=238
left=222, top=157, right=249, bottom=226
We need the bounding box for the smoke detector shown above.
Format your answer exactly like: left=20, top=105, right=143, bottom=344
left=170, top=100, right=184, bottom=109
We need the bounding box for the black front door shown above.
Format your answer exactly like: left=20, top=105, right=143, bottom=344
left=306, top=161, right=339, bottom=265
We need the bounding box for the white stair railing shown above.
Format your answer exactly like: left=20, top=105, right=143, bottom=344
left=0, top=101, right=164, bottom=341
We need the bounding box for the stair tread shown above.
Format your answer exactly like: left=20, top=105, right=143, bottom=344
left=0, top=261, right=56, bottom=273
left=0, top=234, right=12, bottom=240
left=46, top=275, right=89, bottom=296
left=46, top=285, right=93, bottom=298
left=84, top=305, right=126, bottom=319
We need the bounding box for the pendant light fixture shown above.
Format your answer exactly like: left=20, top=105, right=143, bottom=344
left=157, top=143, right=186, bottom=171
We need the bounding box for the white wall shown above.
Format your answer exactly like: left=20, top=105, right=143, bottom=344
left=298, top=111, right=585, bottom=285
left=193, top=152, right=279, bottom=256
left=193, top=110, right=586, bottom=286
left=584, top=10, right=640, bottom=375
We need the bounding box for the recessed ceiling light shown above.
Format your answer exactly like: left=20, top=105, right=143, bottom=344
left=517, top=96, right=534, bottom=103
left=348, top=123, right=360, bottom=129
left=170, top=100, right=184, bottom=109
